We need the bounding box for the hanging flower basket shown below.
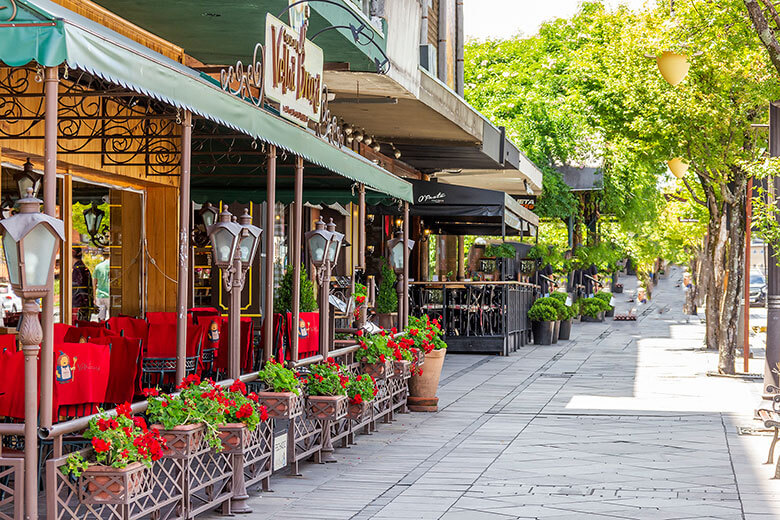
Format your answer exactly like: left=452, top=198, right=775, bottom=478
left=306, top=395, right=348, bottom=421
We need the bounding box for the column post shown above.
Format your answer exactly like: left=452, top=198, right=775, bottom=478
left=291, top=156, right=303, bottom=362
left=175, top=110, right=192, bottom=383
left=263, top=145, right=277, bottom=363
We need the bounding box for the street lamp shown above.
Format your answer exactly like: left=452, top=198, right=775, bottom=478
left=13, top=158, right=42, bottom=200
left=0, top=188, right=64, bottom=520
left=206, top=207, right=261, bottom=383
left=304, top=218, right=344, bottom=462
left=386, top=230, right=415, bottom=328
left=199, top=202, right=218, bottom=228
left=83, top=202, right=107, bottom=246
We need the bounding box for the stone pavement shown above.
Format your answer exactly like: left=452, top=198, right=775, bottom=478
left=209, top=267, right=780, bottom=519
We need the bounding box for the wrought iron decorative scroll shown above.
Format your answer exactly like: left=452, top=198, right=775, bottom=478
left=0, top=66, right=181, bottom=176
left=220, top=43, right=265, bottom=108
left=281, top=0, right=390, bottom=74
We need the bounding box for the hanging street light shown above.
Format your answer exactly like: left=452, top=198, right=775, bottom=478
left=13, top=158, right=42, bottom=200
left=237, top=209, right=262, bottom=272
left=305, top=217, right=334, bottom=271
left=667, top=158, right=689, bottom=178
left=83, top=201, right=107, bottom=246
left=0, top=188, right=64, bottom=520
left=207, top=208, right=242, bottom=270
left=656, top=51, right=690, bottom=86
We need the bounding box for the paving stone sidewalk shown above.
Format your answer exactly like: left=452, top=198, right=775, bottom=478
left=210, top=267, right=780, bottom=519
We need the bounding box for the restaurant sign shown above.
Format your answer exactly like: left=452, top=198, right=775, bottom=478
left=264, top=13, right=324, bottom=127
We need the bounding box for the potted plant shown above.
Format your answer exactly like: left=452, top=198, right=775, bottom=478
left=580, top=298, right=610, bottom=322
left=406, top=316, right=447, bottom=412
left=389, top=334, right=415, bottom=378
left=353, top=282, right=367, bottom=323
left=548, top=292, right=574, bottom=340
left=528, top=300, right=557, bottom=345
left=60, top=404, right=166, bottom=504
left=217, top=379, right=269, bottom=451
left=376, top=260, right=398, bottom=329
left=256, top=357, right=302, bottom=419
left=146, top=375, right=228, bottom=454
left=594, top=291, right=615, bottom=318
left=356, top=329, right=394, bottom=379
left=303, top=359, right=348, bottom=420
left=345, top=373, right=378, bottom=420
left=537, top=296, right=567, bottom=343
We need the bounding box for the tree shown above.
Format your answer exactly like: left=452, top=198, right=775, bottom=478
left=465, top=1, right=780, bottom=373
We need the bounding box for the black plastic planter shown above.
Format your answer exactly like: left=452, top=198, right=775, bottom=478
left=605, top=308, right=614, bottom=318
left=532, top=320, right=555, bottom=345
left=552, top=321, right=560, bottom=343
left=558, top=318, right=572, bottom=340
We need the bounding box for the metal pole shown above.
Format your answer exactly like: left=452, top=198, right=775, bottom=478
left=229, top=258, right=241, bottom=379
left=358, top=185, right=366, bottom=328
left=765, top=102, right=780, bottom=395
left=745, top=177, right=752, bottom=373
left=403, top=202, right=410, bottom=329
left=40, top=66, right=58, bottom=430
left=291, top=156, right=303, bottom=362
left=263, top=145, right=277, bottom=364
left=175, top=110, right=192, bottom=384
left=21, top=299, right=42, bottom=520
left=320, top=263, right=330, bottom=357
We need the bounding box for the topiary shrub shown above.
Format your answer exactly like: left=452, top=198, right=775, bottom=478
left=528, top=301, right=558, bottom=322
left=580, top=298, right=610, bottom=318
left=274, top=264, right=318, bottom=313
left=377, top=259, right=398, bottom=314
left=593, top=291, right=614, bottom=309
left=534, top=296, right=567, bottom=321
left=547, top=292, right=575, bottom=319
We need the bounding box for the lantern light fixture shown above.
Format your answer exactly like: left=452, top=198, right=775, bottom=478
left=199, top=202, right=218, bottom=227
left=83, top=201, right=107, bottom=246
left=386, top=230, right=415, bottom=275
left=325, top=218, right=345, bottom=267
left=237, top=209, right=263, bottom=271
left=13, top=158, right=43, bottom=201
left=305, top=217, right=334, bottom=269
left=206, top=208, right=242, bottom=269
left=667, top=158, right=689, bottom=179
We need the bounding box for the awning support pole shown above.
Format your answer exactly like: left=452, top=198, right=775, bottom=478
left=358, top=184, right=366, bottom=327
left=403, top=202, right=410, bottom=329
left=40, top=66, right=58, bottom=433
left=176, top=110, right=192, bottom=384
left=264, top=145, right=277, bottom=364
left=291, top=156, right=303, bottom=363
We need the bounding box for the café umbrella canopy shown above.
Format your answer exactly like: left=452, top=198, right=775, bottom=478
left=237, top=209, right=262, bottom=271
left=387, top=230, right=415, bottom=274
left=325, top=218, right=345, bottom=267
left=305, top=217, right=334, bottom=269
left=207, top=209, right=243, bottom=269
left=0, top=189, right=65, bottom=299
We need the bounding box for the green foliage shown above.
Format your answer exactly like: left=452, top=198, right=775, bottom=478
left=528, top=300, right=558, bottom=322
left=406, top=314, right=447, bottom=351
left=579, top=298, right=610, bottom=318
left=485, top=243, right=516, bottom=259
left=257, top=358, right=301, bottom=395
left=377, top=260, right=398, bottom=314
left=529, top=243, right=565, bottom=271
left=346, top=373, right=377, bottom=404
left=305, top=360, right=347, bottom=397
left=535, top=296, right=568, bottom=320
left=594, top=291, right=614, bottom=310
left=356, top=331, right=394, bottom=364
left=274, top=264, right=318, bottom=314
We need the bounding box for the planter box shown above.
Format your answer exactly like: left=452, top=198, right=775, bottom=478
left=558, top=318, right=572, bottom=340
left=614, top=285, right=624, bottom=294
left=552, top=320, right=560, bottom=343
left=531, top=320, right=555, bottom=345
left=346, top=400, right=372, bottom=420
left=361, top=359, right=394, bottom=380
left=394, top=360, right=412, bottom=379
left=80, top=461, right=150, bottom=505
left=256, top=391, right=303, bottom=419
left=154, top=423, right=204, bottom=458
left=217, top=423, right=249, bottom=454
left=605, top=308, right=615, bottom=318
left=306, top=395, right=348, bottom=421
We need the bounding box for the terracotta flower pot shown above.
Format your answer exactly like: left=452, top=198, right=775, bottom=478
left=217, top=423, right=247, bottom=453
left=306, top=395, right=348, bottom=421
left=256, top=391, right=301, bottom=419
left=408, top=348, right=446, bottom=412
left=346, top=400, right=371, bottom=420
left=394, top=360, right=411, bottom=379
left=152, top=423, right=204, bottom=458
left=360, top=359, right=394, bottom=380
left=81, top=461, right=147, bottom=504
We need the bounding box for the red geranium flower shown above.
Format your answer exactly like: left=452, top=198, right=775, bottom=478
left=92, top=438, right=111, bottom=454
left=260, top=405, right=268, bottom=422
left=142, top=387, right=159, bottom=397
left=116, top=402, right=132, bottom=418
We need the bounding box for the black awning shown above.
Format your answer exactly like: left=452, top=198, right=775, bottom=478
left=373, top=179, right=537, bottom=236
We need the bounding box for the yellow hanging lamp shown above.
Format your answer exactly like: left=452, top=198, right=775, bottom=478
left=667, top=158, right=689, bottom=178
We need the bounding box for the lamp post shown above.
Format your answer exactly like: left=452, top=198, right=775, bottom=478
left=387, top=230, right=415, bottom=328
left=304, top=218, right=343, bottom=463
left=14, top=159, right=42, bottom=200
left=207, top=208, right=262, bottom=380
left=0, top=188, right=64, bottom=520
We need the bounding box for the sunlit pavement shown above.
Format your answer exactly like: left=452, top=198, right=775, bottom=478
left=209, top=267, right=780, bottom=519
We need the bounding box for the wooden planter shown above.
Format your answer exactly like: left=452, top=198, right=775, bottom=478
left=153, top=423, right=204, bottom=458
left=361, top=359, right=394, bottom=380
left=80, top=461, right=150, bottom=505
left=256, top=391, right=302, bottom=419
left=346, top=400, right=372, bottom=420
left=217, top=423, right=249, bottom=454
left=306, top=395, right=348, bottom=421
left=394, top=360, right=412, bottom=379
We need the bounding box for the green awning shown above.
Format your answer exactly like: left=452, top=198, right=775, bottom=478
left=0, top=0, right=412, bottom=202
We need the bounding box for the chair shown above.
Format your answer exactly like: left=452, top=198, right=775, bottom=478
left=52, top=342, right=111, bottom=420
left=90, top=336, right=142, bottom=405
left=145, top=312, right=177, bottom=325
left=214, top=317, right=255, bottom=377
left=141, top=323, right=203, bottom=390
left=53, top=323, right=73, bottom=344
left=192, top=315, right=222, bottom=378
left=63, top=326, right=116, bottom=343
